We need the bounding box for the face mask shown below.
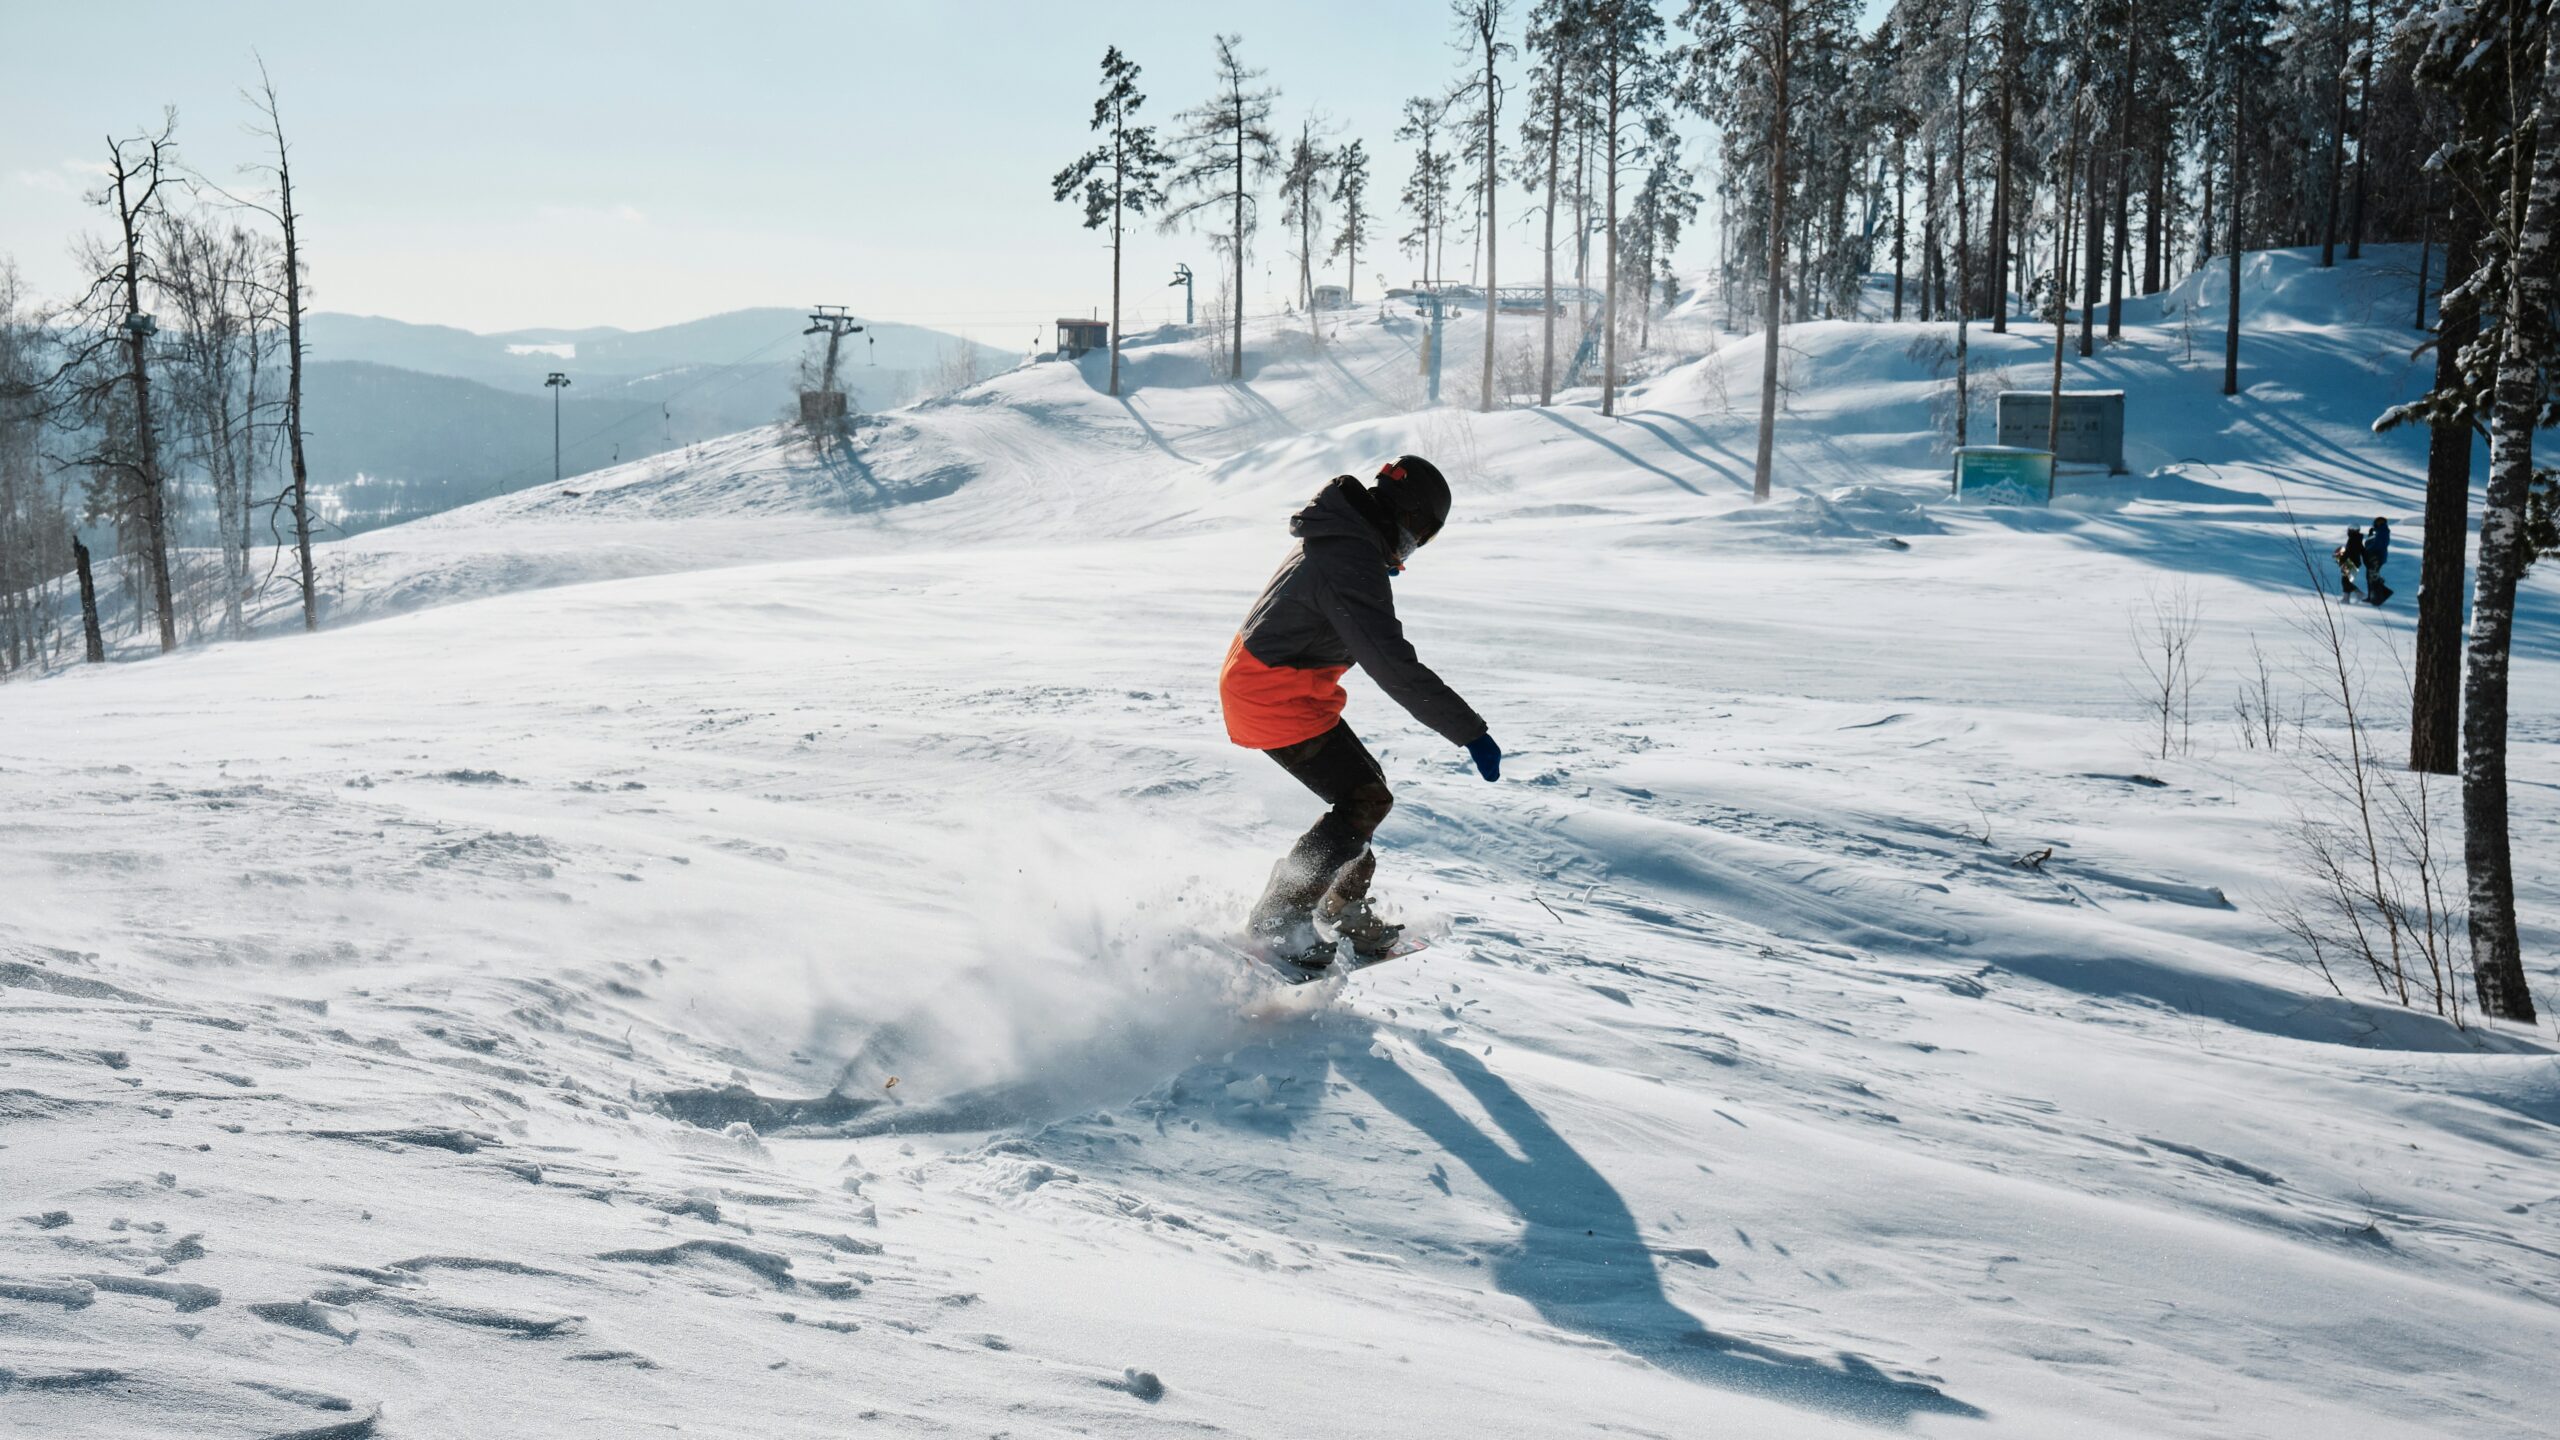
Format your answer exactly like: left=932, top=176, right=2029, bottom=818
left=1387, top=524, right=1424, bottom=574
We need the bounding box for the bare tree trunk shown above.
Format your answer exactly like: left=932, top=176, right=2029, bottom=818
left=1233, top=100, right=1247, bottom=380
left=1479, top=19, right=1500, bottom=413
left=1922, top=138, right=1940, bottom=319
left=254, top=70, right=320, bottom=631
left=2080, top=114, right=2103, bottom=357
left=1893, top=132, right=1907, bottom=322
left=73, top=533, right=105, bottom=663
left=2145, top=136, right=2168, bottom=294
left=2319, top=0, right=2349, bottom=267
left=1992, top=2, right=2016, bottom=333
left=2415, top=186, right=2434, bottom=329
left=1602, top=60, right=1623, bottom=418
left=1954, top=0, right=1976, bottom=446
left=2411, top=221, right=2475, bottom=776
left=235, top=281, right=262, bottom=632
left=2223, top=82, right=2244, bottom=398
left=1110, top=111, right=1125, bottom=398
left=2462, top=24, right=2560, bottom=1024
left=108, top=143, right=178, bottom=654
left=1751, top=9, right=1791, bottom=500
left=1573, top=116, right=1590, bottom=335
left=2347, top=0, right=2373, bottom=259
left=2108, top=10, right=2137, bottom=340
left=1539, top=65, right=1562, bottom=404
left=2051, top=117, right=2080, bottom=453
left=2200, top=138, right=2216, bottom=265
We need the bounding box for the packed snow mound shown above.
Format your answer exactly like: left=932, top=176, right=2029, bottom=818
left=2152, top=242, right=2435, bottom=332
left=438, top=422, right=972, bottom=523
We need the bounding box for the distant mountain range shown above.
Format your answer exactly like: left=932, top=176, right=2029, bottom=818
left=298, top=309, right=1018, bottom=530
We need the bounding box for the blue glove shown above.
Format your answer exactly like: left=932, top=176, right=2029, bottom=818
left=1465, top=733, right=1502, bottom=782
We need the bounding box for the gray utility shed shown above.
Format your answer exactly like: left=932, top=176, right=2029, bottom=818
left=1056, top=319, right=1110, bottom=358
left=1996, top=390, right=2126, bottom=473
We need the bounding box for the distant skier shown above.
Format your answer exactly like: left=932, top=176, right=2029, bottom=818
left=1220, top=455, right=1502, bottom=968
left=2333, top=526, right=2365, bottom=601
left=2364, top=516, right=2393, bottom=605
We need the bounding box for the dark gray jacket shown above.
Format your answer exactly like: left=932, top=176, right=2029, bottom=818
left=1219, top=478, right=1484, bottom=749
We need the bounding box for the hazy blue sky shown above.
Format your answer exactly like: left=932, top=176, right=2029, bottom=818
left=2, top=1, right=1744, bottom=339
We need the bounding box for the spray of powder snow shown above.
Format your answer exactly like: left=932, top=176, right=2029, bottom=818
left=778, top=815, right=1292, bottom=1132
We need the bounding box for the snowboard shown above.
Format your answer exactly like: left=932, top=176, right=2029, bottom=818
left=1223, top=934, right=1430, bottom=986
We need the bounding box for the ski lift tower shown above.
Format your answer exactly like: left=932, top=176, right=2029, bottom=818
left=801, top=305, right=863, bottom=425
left=1414, top=289, right=1446, bottom=406
left=1169, top=263, right=1195, bottom=327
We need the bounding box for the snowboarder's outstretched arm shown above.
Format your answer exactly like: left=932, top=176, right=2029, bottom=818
left=1306, top=537, right=1486, bottom=747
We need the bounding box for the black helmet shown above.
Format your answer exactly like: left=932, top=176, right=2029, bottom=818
left=1374, top=454, right=1450, bottom=544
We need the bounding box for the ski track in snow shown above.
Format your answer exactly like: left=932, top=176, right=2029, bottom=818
left=4, top=248, right=2558, bottom=1438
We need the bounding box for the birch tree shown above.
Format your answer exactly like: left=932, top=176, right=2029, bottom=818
left=2457, top=0, right=2557, bottom=1024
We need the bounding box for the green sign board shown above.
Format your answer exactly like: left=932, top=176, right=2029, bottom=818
left=1951, top=447, right=2055, bottom=506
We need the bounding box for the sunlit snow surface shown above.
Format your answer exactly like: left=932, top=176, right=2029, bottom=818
left=4, top=249, right=2556, bottom=1438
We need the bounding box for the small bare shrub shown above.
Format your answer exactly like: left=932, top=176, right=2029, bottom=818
left=2266, top=531, right=2469, bottom=1019
left=2127, top=584, right=2205, bottom=759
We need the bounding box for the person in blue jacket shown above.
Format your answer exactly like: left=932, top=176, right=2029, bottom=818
left=2363, top=517, right=2393, bottom=605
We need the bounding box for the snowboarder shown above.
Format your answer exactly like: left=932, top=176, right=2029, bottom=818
left=2363, top=516, right=2393, bottom=605
left=2333, top=526, right=2365, bottom=601
left=1220, top=455, right=1502, bottom=969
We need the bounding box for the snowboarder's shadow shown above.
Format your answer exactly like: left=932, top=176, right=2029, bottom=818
left=1341, top=1036, right=1982, bottom=1428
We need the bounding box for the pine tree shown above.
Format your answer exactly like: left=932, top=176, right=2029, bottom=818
left=1398, top=94, right=1457, bottom=288
left=1589, top=0, right=1667, bottom=422
left=1455, top=0, right=1517, bottom=410
left=1279, top=117, right=1334, bottom=330
left=2201, top=0, right=2279, bottom=395
left=1683, top=0, right=1843, bottom=491
left=1524, top=0, right=1593, bottom=403
left=1163, top=35, right=1279, bottom=382
left=1054, top=46, right=1173, bottom=399
left=1330, top=140, right=1374, bottom=304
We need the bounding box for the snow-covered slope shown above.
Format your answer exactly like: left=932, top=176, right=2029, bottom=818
left=5, top=249, right=2556, bottom=1438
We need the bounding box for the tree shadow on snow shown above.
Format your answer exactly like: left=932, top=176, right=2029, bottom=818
left=1528, top=408, right=1710, bottom=497
left=1341, top=1036, right=1983, bottom=1428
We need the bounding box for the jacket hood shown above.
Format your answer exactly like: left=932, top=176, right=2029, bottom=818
left=1289, top=476, right=1397, bottom=554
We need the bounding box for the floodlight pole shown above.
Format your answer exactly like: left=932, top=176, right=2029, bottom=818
left=544, top=372, right=572, bottom=482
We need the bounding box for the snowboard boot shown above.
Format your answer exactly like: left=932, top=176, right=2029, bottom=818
left=1327, top=897, right=1405, bottom=960
left=1259, top=922, right=1336, bottom=970
left=1315, top=849, right=1400, bottom=959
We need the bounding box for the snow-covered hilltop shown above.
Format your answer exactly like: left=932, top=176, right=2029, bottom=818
left=5, top=252, right=2556, bottom=1438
